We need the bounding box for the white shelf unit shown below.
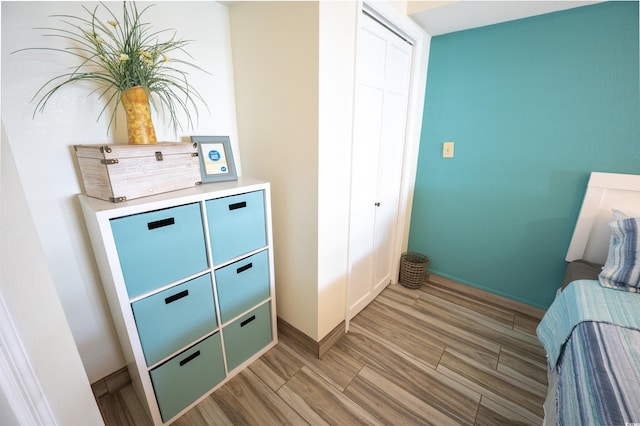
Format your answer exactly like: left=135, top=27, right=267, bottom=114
left=80, top=178, right=277, bottom=425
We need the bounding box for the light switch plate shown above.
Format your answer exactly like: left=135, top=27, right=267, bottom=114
left=443, top=141, right=454, bottom=158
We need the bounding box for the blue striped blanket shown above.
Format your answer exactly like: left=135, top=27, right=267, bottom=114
left=558, top=321, right=640, bottom=425
left=537, top=279, right=640, bottom=425
left=536, top=279, right=640, bottom=369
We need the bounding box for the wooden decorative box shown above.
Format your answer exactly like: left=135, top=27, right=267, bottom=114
left=74, top=143, right=201, bottom=203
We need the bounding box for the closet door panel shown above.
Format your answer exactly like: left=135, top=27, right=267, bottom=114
left=347, top=12, right=413, bottom=321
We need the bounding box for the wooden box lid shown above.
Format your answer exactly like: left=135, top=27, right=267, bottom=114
left=74, top=142, right=197, bottom=160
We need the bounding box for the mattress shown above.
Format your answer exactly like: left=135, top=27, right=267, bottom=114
left=561, top=259, right=602, bottom=290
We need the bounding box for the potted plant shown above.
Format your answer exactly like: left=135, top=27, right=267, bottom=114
left=16, top=1, right=208, bottom=144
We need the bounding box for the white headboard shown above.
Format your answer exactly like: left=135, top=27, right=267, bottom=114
left=566, top=172, right=640, bottom=264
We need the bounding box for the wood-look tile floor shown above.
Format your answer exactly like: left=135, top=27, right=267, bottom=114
left=97, top=280, right=547, bottom=425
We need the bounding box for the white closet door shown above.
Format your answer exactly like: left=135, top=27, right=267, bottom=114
left=347, top=13, right=412, bottom=321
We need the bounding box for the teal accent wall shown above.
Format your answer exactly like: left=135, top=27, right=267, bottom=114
left=408, top=1, right=640, bottom=309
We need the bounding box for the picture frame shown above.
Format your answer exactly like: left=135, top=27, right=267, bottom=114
left=191, top=135, right=238, bottom=183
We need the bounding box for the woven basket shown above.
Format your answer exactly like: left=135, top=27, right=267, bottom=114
left=399, top=252, right=429, bottom=289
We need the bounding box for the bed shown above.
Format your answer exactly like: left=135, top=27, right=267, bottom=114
left=536, top=171, right=640, bottom=425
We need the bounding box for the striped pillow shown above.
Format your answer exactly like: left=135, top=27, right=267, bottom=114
left=598, top=217, right=640, bottom=292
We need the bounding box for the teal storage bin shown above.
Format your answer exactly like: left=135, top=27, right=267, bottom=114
left=111, top=203, right=208, bottom=298
left=131, top=274, right=217, bottom=366
left=222, top=303, right=272, bottom=371
left=215, top=250, right=270, bottom=323
left=206, top=191, right=266, bottom=265
left=150, top=334, right=225, bottom=422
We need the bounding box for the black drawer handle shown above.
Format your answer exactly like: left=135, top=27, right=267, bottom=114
left=179, top=350, right=201, bottom=367
left=165, top=290, right=189, bottom=304
left=229, top=201, right=247, bottom=211
left=148, top=217, right=175, bottom=230
left=237, top=263, right=253, bottom=274
left=240, top=315, right=256, bottom=328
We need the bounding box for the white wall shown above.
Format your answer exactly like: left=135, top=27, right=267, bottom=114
left=229, top=1, right=361, bottom=342
left=317, top=1, right=358, bottom=339
left=229, top=1, right=321, bottom=339
left=1, top=127, right=103, bottom=425
left=1, top=1, right=240, bottom=382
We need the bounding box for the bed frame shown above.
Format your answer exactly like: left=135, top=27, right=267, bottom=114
left=565, top=171, right=640, bottom=264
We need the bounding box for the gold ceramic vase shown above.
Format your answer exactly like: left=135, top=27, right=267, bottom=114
left=121, top=86, right=158, bottom=145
